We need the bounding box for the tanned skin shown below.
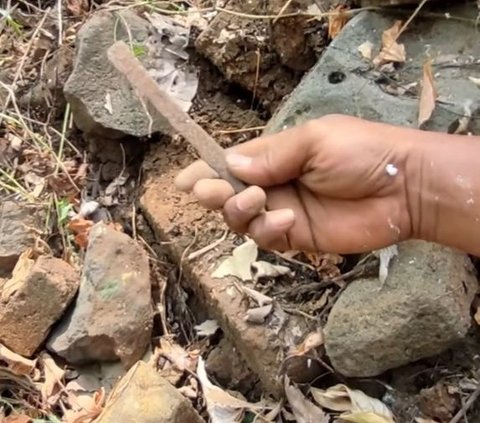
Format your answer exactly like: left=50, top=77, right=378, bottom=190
left=175, top=114, right=480, bottom=257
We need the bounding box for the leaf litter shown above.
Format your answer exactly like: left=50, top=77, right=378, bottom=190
left=194, top=319, right=220, bottom=337
left=418, top=59, right=437, bottom=127
left=284, top=376, right=329, bottom=423
left=358, top=41, right=374, bottom=60
left=372, top=21, right=406, bottom=67
left=197, top=357, right=272, bottom=423
left=328, top=5, right=349, bottom=39
left=311, top=384, right=394, bottom=422
left=374, top=245, right=398, bottom=287
left=245, top=304, right=274, bottom=324
left=38, top=353, right=65, bottom=406
left=0, top=344, right=36, bottom=376
left=1, top=1, right=479, bottom=422
left=212, top=239, right=258, bottom=281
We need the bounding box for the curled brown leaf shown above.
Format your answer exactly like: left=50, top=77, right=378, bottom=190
left=0, top=343, right=36, bottom=376
left=66, top=0, right=89, bottom=16
left=373, top=21, right=406, bottom=67
left=418, top=59, right=437, bottom=127
left=328, top=6, right=349, bottom=39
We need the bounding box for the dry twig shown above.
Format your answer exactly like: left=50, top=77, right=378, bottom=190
left=273, top=0, right=295, bottom=23
left=449, top=384, right=480, bottom=423
left=398, top=0, right=430, bottom=35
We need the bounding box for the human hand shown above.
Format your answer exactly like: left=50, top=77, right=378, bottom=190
left=175, top=114, right=415, bottom=254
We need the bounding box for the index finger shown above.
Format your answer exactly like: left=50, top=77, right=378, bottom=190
left=175, top=123, right=314, bottom=192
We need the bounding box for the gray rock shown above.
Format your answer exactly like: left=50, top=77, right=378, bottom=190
left=47, top=223, right=153, bottom=367
left=266, top=5, right=480, bottom=134
left=64, top=10, right=169, bottom=138
left=324, top=241, right=477, bottom=377
left=96, top=361, right=204, bottom=423
left=0, top=202, right=41, bottom=275
left=0, top=256, right=79, bottom=356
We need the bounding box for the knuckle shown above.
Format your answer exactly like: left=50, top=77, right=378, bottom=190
left=315, top=113, right=346, bottom=130
left=222, top=201, right=246, bottom=233
left=301, top=119, right=321, bottom=139
left=258, top=147, right=278, bottom=183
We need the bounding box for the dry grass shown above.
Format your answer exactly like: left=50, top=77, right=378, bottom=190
left=0, top=1, right=87, bottom=263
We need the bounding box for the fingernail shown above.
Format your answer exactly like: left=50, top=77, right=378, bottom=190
left=226, top=153, right=252, bottom=169
left=236, top=189, right=263, bottom=212
left=270, top=209, right=295, bottom=229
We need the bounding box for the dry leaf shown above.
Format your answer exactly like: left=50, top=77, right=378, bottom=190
left=292, top=329, right=324, bottom=356
left=63, top=388, right=105, bottom=423
left=194, top=320, right=220, bottom=337
left=341, top=412, right=395, bottom=423
left=306, top=4, right=323, bottom=18
left=242, top=286, right=273, bottom=307
left=311, top=288, right=331, bottom=311
left=145, top=13, right=199, bottom=112
left=40, top=352, right=65, bottom=405
left=66, top=0, right=89, bottom=16
left=2, top=249, right=34, bottom=300
left=0, top=344, right=36, bottom=375
left=7, top=133, right=23, bottom=151
left=67, top=217, right=94, bottom=233
left=67, top=217, right=94, bottom=249
left=451, top=101, right=473, bottom=135
left=159, top=337, right=198, bottom=372
left=245, top=304, right=273, bottom=324
left=468, top=76, right=480, bottom=86
left=312, top=385, right=352, bottom=412
left=285, top=377, right=329, bottom=423
left=418, top=59, right=437, bottom=127
left=178, top=384, right=198, bottom=399
left=474, top=306, right=480, bottom=325
left=252, top=260, right=293, bottom=281
left=328, top=5, right=349, bottom=39
left=264, top=401, right=283, bottom=421
left=307, top=252, right=343, bottom=279
left=4, top=416, right=31, bottom=423
left=358, top=41, right=374, bottom=60
left=415, top=418, right=440, bottom=423
left=212, top=239, right=258, bottom=281
left=197, top=357, right=266, bottom=423
left=374, top=245, right=398, bottom=286
left=311, top=384, right=394, bottom=422
left=373, top=21, right=406, bottom=67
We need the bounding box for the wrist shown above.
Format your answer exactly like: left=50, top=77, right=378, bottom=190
left=403, top=129, right=480, bottom=254
left=403, top=134, right=438, bottom=243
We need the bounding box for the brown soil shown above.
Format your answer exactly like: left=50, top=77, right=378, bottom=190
left=195, top=0, right=329, bottom=111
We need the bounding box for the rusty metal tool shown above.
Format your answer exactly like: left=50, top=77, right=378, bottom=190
left=107, top=41, right=247, bottom=194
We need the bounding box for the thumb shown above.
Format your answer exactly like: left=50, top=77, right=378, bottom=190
left=226, top=124, right=315, bottom=187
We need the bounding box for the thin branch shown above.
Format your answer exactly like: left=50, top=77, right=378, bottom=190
left=273, top=0, right=295, bottom=23
left=398, top=0, right=430, bottom=35
left=449, top=385, right=480, bottom=423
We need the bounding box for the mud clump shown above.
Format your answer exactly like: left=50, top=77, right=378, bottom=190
left=195, top=0, right=327, bottom=111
